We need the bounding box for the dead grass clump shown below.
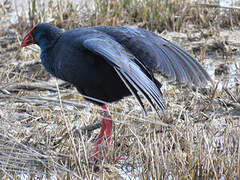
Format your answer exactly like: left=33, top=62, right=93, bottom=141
left=27, top=0, right=83, bottom=29
left=191, top=3, right=240, bottom=29
left=89, top=0, right=190, bottom=32
left=90, top=0, right=240, bottom=32
left=13, top=0, right=91, bottom=36
left=13, top=0, right=240, bottom=36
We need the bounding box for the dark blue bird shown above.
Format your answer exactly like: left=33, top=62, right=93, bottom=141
left=21, top=23, right=212, bottom=157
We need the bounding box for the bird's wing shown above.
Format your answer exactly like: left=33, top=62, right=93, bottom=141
left=94, top=27, right=212, bottom=88
left=82, top=33, right=166, bottom=114
left=139, top=29, right=213, bottom=87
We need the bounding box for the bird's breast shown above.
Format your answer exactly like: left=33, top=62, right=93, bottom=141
left=40, top=51, right=59, bottom=78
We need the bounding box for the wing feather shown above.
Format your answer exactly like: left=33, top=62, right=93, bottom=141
left=82, top=33, right=166, bottom=114
left=94, top=26, right=212, bottom=87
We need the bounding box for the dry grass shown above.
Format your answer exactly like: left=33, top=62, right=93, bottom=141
left=0, top=0, right=240, bottom=179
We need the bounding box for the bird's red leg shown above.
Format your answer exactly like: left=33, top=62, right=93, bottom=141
left=93, top=104, right=112, bottom=158
left=101, top=104, right=112, bottom=145
left=104, top=116, right=112, bottom=145
left=94, top=119, right=106, bottom=152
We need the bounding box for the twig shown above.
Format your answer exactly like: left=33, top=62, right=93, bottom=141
left=224, top=88, right=238, bottom=103
left=52, top=121, right=102, bottom=149
left=0, top=94, right=85, bottom=110
left=1, top=82, right=68, bottom=92
left=79, top=121, right=102, bottom=132
left=201, top=82, right=219, bottom=111
left=192, top=3, right=240, bottom=10
left=225, top=102, right=240, bottom=109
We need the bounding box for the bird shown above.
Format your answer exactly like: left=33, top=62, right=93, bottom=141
left=21, top=23, right=212, bottom=157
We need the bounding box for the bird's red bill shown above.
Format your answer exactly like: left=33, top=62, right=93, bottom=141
left=21, top=26, right=36, bottom=47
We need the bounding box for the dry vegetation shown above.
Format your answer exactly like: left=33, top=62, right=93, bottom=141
left=0, top=0, right=240, bottom=179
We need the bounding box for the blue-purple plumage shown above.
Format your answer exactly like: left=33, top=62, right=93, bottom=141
left=21, top=23, right=212, bottom=115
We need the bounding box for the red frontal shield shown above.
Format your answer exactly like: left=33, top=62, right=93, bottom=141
left=21, top=25, right=37, bottom=47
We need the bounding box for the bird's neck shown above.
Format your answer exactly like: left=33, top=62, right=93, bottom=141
left=38, top=28, right=62, bottom=76
left=39, top=39, right=52, bottom=51
left=40, top=51, right=56, bottom=75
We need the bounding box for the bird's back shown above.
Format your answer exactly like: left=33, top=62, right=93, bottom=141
left=48, top=28, right=132, bottom=105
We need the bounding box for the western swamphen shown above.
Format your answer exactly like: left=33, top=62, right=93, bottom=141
left=21, top=23, right=212, bottom=156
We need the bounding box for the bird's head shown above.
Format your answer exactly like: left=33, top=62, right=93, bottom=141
left=21, top=23, right=62, bottom=50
